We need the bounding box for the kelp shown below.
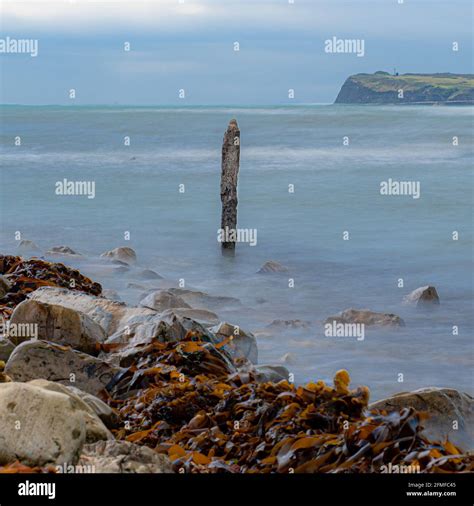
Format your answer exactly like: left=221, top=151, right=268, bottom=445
left=108, top=334, right=474, bottom=473
left=0, top=461, right=56, bottom=473
left=0, top=255, right=102, bottom=319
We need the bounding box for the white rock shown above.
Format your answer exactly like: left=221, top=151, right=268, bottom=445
left=10, top=299, right=106, bottom=355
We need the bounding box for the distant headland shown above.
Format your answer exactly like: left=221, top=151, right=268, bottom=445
left=335, top=71, right=474, bottom=105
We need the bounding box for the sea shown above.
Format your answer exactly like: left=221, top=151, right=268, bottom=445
left=0, top=104, right=472, bottom=401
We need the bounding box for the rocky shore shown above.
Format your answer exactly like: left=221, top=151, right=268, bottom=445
left=0, top=251, right=472, bottom=474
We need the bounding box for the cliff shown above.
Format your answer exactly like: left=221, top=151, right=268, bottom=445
left=335, top=72, right=474, bottom=104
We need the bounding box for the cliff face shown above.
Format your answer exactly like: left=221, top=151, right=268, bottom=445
left=335, top=72, right=474, bottom=104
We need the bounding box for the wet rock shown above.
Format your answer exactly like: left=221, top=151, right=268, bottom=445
left=5, top=340, right=121, bottom=396
left=0, top=275, right=11, bottom=298
left=140, top=290, right=191, bottom=312
left=325, top=308, right=405, bottom=328
left=102, top=289, right=121, bottom=302
left=257, top=260, right=289, bottom=274
left=9, top=299, right=106, bottom=355
left=29, top=287, right=155, bottom=335
left=370, top=388, right=473, bottom=450
left=101, top=247, right=137, bottom=264
left=210, top=322, right=258, bottom=363
left=46, top=246, right=82, bottom=257
left=403, top=286, right=440, bottom=307
left=0, top=338, right=15, bottom=362
left=268, top=319, right=311, bottom=329
left=166, top=288, right=241, bottom=311
left=27, top=379, right=113, bottom=442
left=0, top=382, right=87, bottom=466
left=138, top=269, right=163, bottom=280
left=78, top=440, right=173, bottom=473
left=17, top=240, right=40, bottom=254
left=163, top=308, right=219, bottom=326
left=254, top=364, right=290, bottom=383
left=127, top=282, right=147, bottom=290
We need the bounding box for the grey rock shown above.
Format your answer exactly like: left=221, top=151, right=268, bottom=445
left=370, top=388, right=473, bottom=451
left=403, top=286, right=440, bottom=307
left=101, top=247, right=137, bottom=264
left=0, top=382, right=87, bottom=466
left=10, top=299, right=106, bottom=355
left=210, top=321, right=258, bottom=364
left=78, top=440, right=173, bottom=473
left=17, top=240, right=41, bottom=254
left=5, top=340, right=121, bottom=396
left=0, top=275, right=11, bottom=298
left=257, top=260, right=289, bottom=274
left=140, top=290, right=191, bottom=312
left=325, top=308, right=405, bottom=328
left=0, top=338, right=15, bottom=362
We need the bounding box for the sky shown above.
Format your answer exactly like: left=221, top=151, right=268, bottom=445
left=0, top=0, right=473, bottom=105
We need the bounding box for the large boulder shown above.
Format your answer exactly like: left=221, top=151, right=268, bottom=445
left=403, top=286, right=440, bottom=307
left=78, top=441, right=173, bottom=473
left=5, top=340, right=121, bottom=396
left=27, top=379, right=113, bottom=442
left=257, top=260, right=289, bottom=274
left=0, top=338, right=15, bottom=362
left=325, top=308, right=405, bottom=328
left=0, top=275, right=11, bottom=298
left=210, top=322, right=258, bottom=363
left=101, top=247, right=137, bottom=264
left=9, top=299, right=106, bottom=355
left=370, top=388, right=473, bottom=451
left=140, top=290, right=191, bottom=312
left=0, top=382, right=87, bottom=466
left=29, top=287, right=156, bottom=335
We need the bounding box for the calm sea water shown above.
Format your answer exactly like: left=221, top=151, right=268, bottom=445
left=0, top=105, right=472, bottom=400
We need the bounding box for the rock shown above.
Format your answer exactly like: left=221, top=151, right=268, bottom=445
left=254, top=365, right=290, bottom=383
left=166, top=288, right=241, bottom=311
left=268, top=319, right=311, bottom=329
left=29, top=287, right=155, bottom=335
left=46, top=246, right=82, bottom=257
left=210, top=322, right=258, bottom=364
left=78, top=440, right=173, bottom=473
left=138, top=269, right=163, bottom=280
left=101, top=247, right=137, bottom=264
left=140, top=290, right=191, bottom=312
left=17, top=239, right=40, bottom=254
left=0, top=382, right=87, bottom=466
left=370, top=388, right=473, bottom=451
left=325, top=308, right=405, bottom=328
left=403, top=286, right=440, bottom=307
left=5, top=340, right=121, bottom=396
left=257, top=260, right=289, bottom=274
left=0, top=338, right=15, bottom=362
left=66, top=385, right=120, bottom=429
left=0, top=275, right=11, bottom=298
left=127, top=282, right=147, bottom=290
left=27, top=379, right=113, bottom=442
left=163, top=308, right=219, bottom=326
left=102, top=289, right=121, bottom=302
left=9, top=299, right=107, bottom=355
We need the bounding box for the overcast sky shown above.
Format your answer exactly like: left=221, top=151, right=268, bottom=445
left=1, top=0, right=472, bottom=105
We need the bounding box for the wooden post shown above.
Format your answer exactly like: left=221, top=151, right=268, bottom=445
left=220, top=119, right=240, bottom=252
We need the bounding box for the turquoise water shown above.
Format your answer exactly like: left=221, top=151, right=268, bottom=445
left=0, top=105, right=472, bottom=400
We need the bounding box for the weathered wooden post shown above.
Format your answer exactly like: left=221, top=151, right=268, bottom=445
left=220, top=119, right=240, bottom=253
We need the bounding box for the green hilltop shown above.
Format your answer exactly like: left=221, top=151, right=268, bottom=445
left=335, top=71, right=474, bottom=104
